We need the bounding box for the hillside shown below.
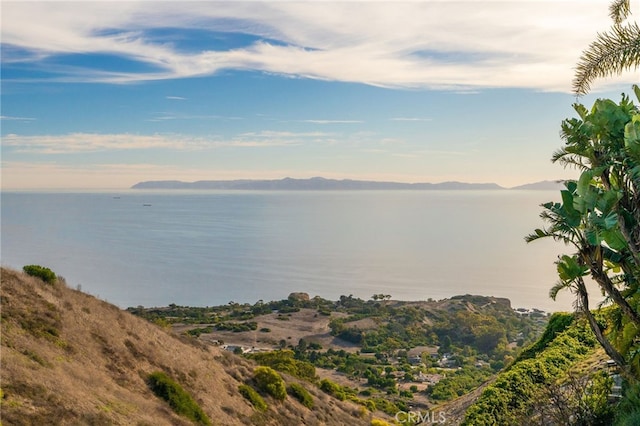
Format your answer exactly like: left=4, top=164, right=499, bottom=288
left=129, top=292, right=548, bottom=424
left=0, top=268, right=375, bottom=425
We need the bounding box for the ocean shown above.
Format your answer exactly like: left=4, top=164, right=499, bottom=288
left=0, top=190, right=587, bottom=312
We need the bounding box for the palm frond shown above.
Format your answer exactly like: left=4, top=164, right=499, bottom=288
left=551, top=150, right=591, bottom=170
left=573, top=22, right=640, bottom=95
left=550, top=280, right=570, bottom=300
left=610, top=0, right=631, bottom=25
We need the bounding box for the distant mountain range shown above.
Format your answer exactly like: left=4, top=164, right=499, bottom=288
left=131, top=177, right=566, bottom=191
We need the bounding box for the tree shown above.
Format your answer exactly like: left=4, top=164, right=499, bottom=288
left=253, top=366, right=287, bottom=401
left=573, top=0, right=640, bottom=95
left=528, top=96, right=640, bottom=377
left=530, top=0, right=640, bottom=376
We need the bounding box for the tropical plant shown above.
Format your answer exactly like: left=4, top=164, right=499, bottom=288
left=526, top=182, right=627, bottom=369
left=574, top=0, right=640, bottom=95
left=528, top=93, right=640, bottom=377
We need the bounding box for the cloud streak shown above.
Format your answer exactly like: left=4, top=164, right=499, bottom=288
left=2, top=131, right=338, bottom=154
left=2, top=1, right=635, bottom=92
left=391, top=117, right=432, bottom=122
left=299, top=120, right=363, bottom=124
left=1, top=115, right=36, bottom=121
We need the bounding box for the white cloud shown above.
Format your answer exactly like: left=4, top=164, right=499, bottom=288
left=147, top=113, right=243, bottom=121
left=2, top=130, right=339, bottom=154
left=2, top=1, right=637, bottom=92
left=391, top=117, right=432, bottom=122
left=2, top=133, right=211, bottom=153
left=1, top=115, right=36, bottom=121
left=166, top=96, right=187, bottom=100
left=299, top=120, right=363, bottom=124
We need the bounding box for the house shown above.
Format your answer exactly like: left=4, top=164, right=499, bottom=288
left=222, top=344, right=251, bottom=354
left=407, top=345, right=440, bottom=362
left=414, top=372, right=444, bottom=385
left=439, top=353, right=457, bottom=368
left=409, top=355, right=423, bottom=365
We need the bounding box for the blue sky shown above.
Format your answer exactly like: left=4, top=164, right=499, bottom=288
left=2, top=1, right=639, bottom=189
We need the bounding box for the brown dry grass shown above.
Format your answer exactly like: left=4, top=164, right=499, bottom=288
left=0, top=267, right=374, bottom=425
left=180, top=308, right=361, bottom=354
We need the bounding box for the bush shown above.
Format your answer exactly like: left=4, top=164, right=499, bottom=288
left=288, top=383, right=313, bottom=408
left=216, top=321, right=257, bottom=332
left=319, top=379, right=347, bottom=401
left=370, top=397, right=399, bottom=416
left=248, top=350, right=316, bottom=381
left=254, top=366, right=287, bottom=401
left=238, top=384, right=268, bottom=411
left=22, top=265, right=57, bottom=284
left=147, top=371, right=211, bottom=425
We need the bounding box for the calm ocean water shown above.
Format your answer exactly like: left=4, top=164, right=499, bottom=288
left=1, top=190, right=586, bottom=312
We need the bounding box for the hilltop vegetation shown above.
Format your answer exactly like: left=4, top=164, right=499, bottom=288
left=0, top=267, right=383, bottom=425
left=462, top=311, right=640, bottom=425
left=129, top=291, right=548, bottom=421
left=5, top=261, right=639, bottom=425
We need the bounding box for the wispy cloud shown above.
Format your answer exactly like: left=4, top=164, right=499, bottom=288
left=231, top=130, right=335, bottom=147
left=2, top=1, right=634, bottom=92
left=2, top=133, right=210, bottom=154
left=1, top=115, right=36, bottom=121
left=147, top=112, right=243, bottom=122
left=166, top=96, right=186, bottom=100
left=392, top=153, right=420, bottom=158
left=299, top=120, right=363, bottom=124
left=2, top=130, right=338, bottom=154
left=391, top=117, right=432, bottom=122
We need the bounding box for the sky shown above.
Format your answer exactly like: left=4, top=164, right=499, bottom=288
left=2, top=1, right=639, bottom=189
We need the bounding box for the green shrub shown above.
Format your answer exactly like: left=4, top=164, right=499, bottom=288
left=22, top=265, right=57, bottom=284
left=216, top=321, right=257, bottom=332
left=238, top=384, right=268, bottom=411
left=288, top=383, right=313, bottom=408
left=254, top=366, right=287, bottom=401
left=186, top=326, right=213, bottom=337
left=147, top=371, right=211, bottom=425
left=370, top=397, right=399, bottom=416
left=248, top=350, right=316, bottom=381
left=513, top=312, right=574, bottom=363
left=319, top=378, right=346, bottom=401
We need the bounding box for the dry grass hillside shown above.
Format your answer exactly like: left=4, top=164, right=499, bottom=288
left=0, top=268, right=376, bottom=425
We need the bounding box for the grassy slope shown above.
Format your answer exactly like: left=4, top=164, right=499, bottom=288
left=0, top=268, right=373, bottom=425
